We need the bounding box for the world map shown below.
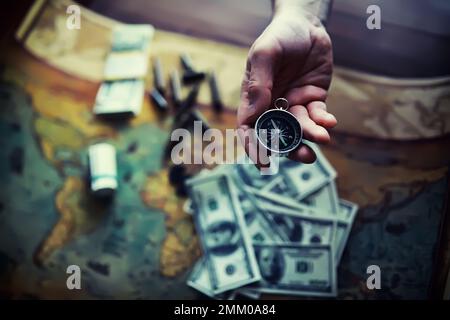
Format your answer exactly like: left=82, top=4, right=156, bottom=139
left=0, top=1, right=448, bottom=299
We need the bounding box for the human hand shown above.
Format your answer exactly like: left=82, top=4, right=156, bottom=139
left=237, top=8, right=336, bottom=166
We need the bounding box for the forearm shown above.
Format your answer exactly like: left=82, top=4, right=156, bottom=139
left=272, top=0, right=333, bottom=24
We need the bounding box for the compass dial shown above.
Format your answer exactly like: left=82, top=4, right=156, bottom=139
left=255, top=109, right=303, bottom=154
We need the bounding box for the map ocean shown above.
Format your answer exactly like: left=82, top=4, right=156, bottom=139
left=0, top=81, right=199, bottom=299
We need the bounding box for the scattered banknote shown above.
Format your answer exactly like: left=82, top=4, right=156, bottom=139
left=301, top=181, right=340, bottom=214
left=251, top=243, right=337, bottom=297
left=104, top=24, right=153, bottom=80
left=188, top=257, right=262, bottom=300
left=277, top=143, right=336, bottom=200
left=94, top=79, right=144, bottom=116
left=103, top=51, right=149, bottom=80
left=233, top=181, right=285, bottom=245
left=95, top=23, right=153, bottom=116
left=187, top=257, right=228, bottom=299
left=260, top=203, right=336, bottom=247
left=186, top=143, right=358, bottom=299
left=234, top=143, right=336, bottom=201
left=187, top=173, right=261, bottom=294
left=249, top=184, right=357, bottom=263
left=335, top=200, right=358, bottom=264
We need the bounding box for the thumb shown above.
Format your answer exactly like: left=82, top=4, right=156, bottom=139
left=238, top=48, right=275, bottom=126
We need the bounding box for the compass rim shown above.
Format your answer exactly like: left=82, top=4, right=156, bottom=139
left=255, top=108, right=303, bottom=154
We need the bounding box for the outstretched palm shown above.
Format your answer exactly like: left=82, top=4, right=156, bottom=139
left=238, top=12, right=336, bottom=165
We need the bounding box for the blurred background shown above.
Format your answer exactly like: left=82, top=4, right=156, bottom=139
left=0, top=0, right=449, bottom=300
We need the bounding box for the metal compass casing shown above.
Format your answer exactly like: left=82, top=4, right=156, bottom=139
left=255, top=98, right=303, bottom=156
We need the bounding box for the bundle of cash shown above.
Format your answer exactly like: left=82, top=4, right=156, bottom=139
left=103, top=24, right=154, bottom=80
left=185, top=142, right=358, bottom=299
left=94, top=24, right=154, bottom=117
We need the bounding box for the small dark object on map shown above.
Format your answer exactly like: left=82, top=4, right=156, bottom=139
left=208, top=72, right=223, bottom=113
left=181, top=83, right=200, bottom=110
left=153, top=57, right=165, bottom=96
left=179, top=54, right=205, bottom=84
left=170, top=70, right=182, bottom=109
left=169, top=164, right=186, bottom=185
left=182, top=70, right=206, bottom=84
left=150, top=88, right=168, bottom=111
left=173, top=84, right=202, bottom=129
left=180, top=53, right=195, bottom=72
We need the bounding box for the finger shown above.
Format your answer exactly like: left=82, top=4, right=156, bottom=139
left=288, top=144, right=317, bottom=163
left=285, top=85, right=327, bottom=106
left=289, top=104, right=331, bottom=144
left=307, top=101, right=337, bottom=128
left=237, top=125, right=271, bottom=169
left=285, top=86, right=337, bottom=128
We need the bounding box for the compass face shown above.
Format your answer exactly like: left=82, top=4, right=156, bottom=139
left=255, top=109, right=302, bottom=154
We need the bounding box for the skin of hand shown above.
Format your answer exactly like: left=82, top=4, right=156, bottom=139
left=237, top=6, right=337, bottom=167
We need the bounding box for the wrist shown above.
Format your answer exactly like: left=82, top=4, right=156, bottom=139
left=273, top=0, right=332, bottom=24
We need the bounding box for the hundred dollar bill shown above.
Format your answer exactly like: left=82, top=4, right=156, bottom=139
left=232, top=180, right=284, bottom=245
left=232, top=144, right=336, bottom=201
left=196, top=163, right=283, bottom=231
left=188, top=258, right=262, bottom=300
left=247, top=186, right=334, bottom=220
left=103, top=51, right=149, bottom=80
left=248, top=186, right=357, bottom=263
left=103, top=24, right=153, bottom=80
left=278, top=143, right=337, bottom=200
left=187, top=173, right=261, bottom=294
left=187, top=258, right=231, bottom=299
left=261, top=204, right=336, bottom=247
left=233, top=160, right=279, bottom=191
left=252, top=243, right=337, bottom=297
left=300, top=181, right=340, bottom=214
left=335, top=200, right=358, bottom=264
left=187, top=258, right=215, bottom=298
left=256, top=188, right=358, bottom=264
left=94, top=79, right=144, bottom=116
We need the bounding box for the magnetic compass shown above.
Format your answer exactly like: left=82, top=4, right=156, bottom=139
left=255, top=98, right=303, bottom=156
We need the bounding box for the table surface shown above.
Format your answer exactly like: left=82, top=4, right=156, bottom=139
left=0, top=0, right=449, bottom=299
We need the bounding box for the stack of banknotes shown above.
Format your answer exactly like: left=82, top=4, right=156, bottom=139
left=94, top=24, right=154, bottom=116
left=185, top=143, right=358, bottom=299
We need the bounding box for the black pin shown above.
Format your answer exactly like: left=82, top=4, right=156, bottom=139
left=181, top=83, right=200, bottom=110
left=172, top=84, right=200, bottom=129
left=208, top=72, right=223, bottom=113
left=191, top=109, right=211, bottom=131
left=150, top=88, right=168, bottom=112
left=180, top=53, right=205, bottom=84
left=170, top=70, right=182, bottom=109
left=180, top=53, right=195, bottom=72
left=153, top=57, right=165, bottom=95
left=182, top=70, right=206, bottom=84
